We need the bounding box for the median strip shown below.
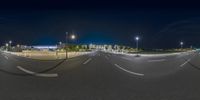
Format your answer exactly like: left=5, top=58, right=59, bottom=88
left=114, top=64, right=144, bottom=76
left=17, top=66, right=58, bottom=78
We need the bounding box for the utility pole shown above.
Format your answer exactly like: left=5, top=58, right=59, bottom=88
left=66, top=32, right=68, bottom=59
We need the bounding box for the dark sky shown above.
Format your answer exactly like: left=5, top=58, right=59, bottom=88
left=0, top=0, right=200, bottom=49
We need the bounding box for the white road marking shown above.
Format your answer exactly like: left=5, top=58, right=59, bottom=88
left=179, top=53, right=197, bottom=67
left=105, top=56, right=109, bottom=59
left=17, top=66, right=58, bottom=77
left=180, top=59, right=191, bottom=67
left=147, top=59, right=166, bottom=62
left=83, top=58, right=92, bottom=65
left=114, top=64, right=144, bottom=76
left=4, top=56, right=8, bottom=60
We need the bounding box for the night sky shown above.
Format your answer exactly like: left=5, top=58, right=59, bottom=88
left=0, top=0, right=200, bottom=49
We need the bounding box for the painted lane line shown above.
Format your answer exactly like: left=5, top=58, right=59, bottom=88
left=17, top=66, right=58, bottom=77
left=114, top=64, right=144, bottom=76
left=105, top=56, right=109, bottom=59
left=179, top=53, right=197, bottom=67
left=180, top=59, right=191, bottom=67
left=4, top=56, right=8, bottom=60
left=83, top=58, right=92, bottom=65
left=147, top=59, right=166, bottom=62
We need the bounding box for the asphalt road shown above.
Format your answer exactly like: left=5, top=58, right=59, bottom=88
left=0, top=50, right=200, bottom=100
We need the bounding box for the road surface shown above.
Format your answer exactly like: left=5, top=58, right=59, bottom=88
left=0, top=50, right=200, bottom=100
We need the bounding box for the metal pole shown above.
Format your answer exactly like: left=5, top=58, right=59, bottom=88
left=136, top=40, right=138, bottom=51
left=136, top=40, right=139, bottom=56
left=181, top=44, right=183, bottom=51
left=66, top=32, right=68, bottom=59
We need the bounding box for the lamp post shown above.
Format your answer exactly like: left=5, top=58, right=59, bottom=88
left=71, top=34, right=76, bottom=40
left=65, top=32, right=68, bottom=59
left=135, top=36, right=140, bottom=56
left=59, top=41, right=62, bottom=45
left=5, top=43, right=9, bottom=51
left=135, top=36, right=139, bottom=51
left=180, top=41, right=184, bottom=50
left=65, top=32, right=76, bottom=59
left=9, top=40, right=12, bottom=46
left=8, top=40, right=12, bottom=51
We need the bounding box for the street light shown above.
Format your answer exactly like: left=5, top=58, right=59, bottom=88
left=5, top=43, right=9, bottom=47
left=65, top=32, right=76, bottom=59
left=135, top=36, right=140, bottom=57
left=59, top=41, right=62, bottom=45
left=17, top=44, right=20, bottom=48
left=135, top=36, right=140, bottom=51
left=180, top=41, right=184, bottom=50
left=5, top=43, right=9, bottom=51
left=9, top=40, right=12, bottom=46
left=9, top=40, right=12, bottom=44
left=71, top=34, right=76, bottom=40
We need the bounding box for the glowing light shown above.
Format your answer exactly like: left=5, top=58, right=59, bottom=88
left=5, top=43, right=9, bottom=47
left=180, top=41, right=184, bottom=45
left=9, top=40, right=12, bottom=44
left=59, top=42, right=62, bottom=45
left=135, top=36, right=139, bottom=41
left=71, top=34, right=76, bottom=40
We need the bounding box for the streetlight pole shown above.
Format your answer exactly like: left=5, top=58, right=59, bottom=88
left=136, top=39, right=139, bottom=51
left=135, top=36, right=140, bottom=56
left=66, top=32, right=68, bottom=59
left=135, top=36, right=140, bottom=57
left=180, top=41, right=184, bottom=51
left=5, top=43, right=8, bottom=51
left=9, top=40, right=12, bottom=51
left=9, top=40, right=12, bottom=46
left=65, top=32, right=76, bottom=59
left=135, top=36, right=139, bottom=51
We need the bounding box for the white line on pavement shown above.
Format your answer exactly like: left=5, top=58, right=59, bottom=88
left=83, top=58, right=92, bottom=65
left=4, top=56, right=8, bottom=60
left=179, top=53, right=197, bottom=67
left=180, top=59, right=191, bottom=67
left=114, top=64, right=144, bottom=76
left=105, top=56, right=109, bottom=59
left=17, top=66, right=58, bottom=78
left=147, top=59, right=166, bottom=62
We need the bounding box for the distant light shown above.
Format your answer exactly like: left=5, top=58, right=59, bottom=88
left=9, top=40, right=12, bottom=44
left=17, top=44, right=20, bottom=47
left=5, top=43, right=9, bottom=47
left=71, top=34, right=76, bottom=40
left=59, top=41, right=62, bottom=45
left=135, top=36, right=139, bottom=41
left=180, top=41, right=184, bottom=45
